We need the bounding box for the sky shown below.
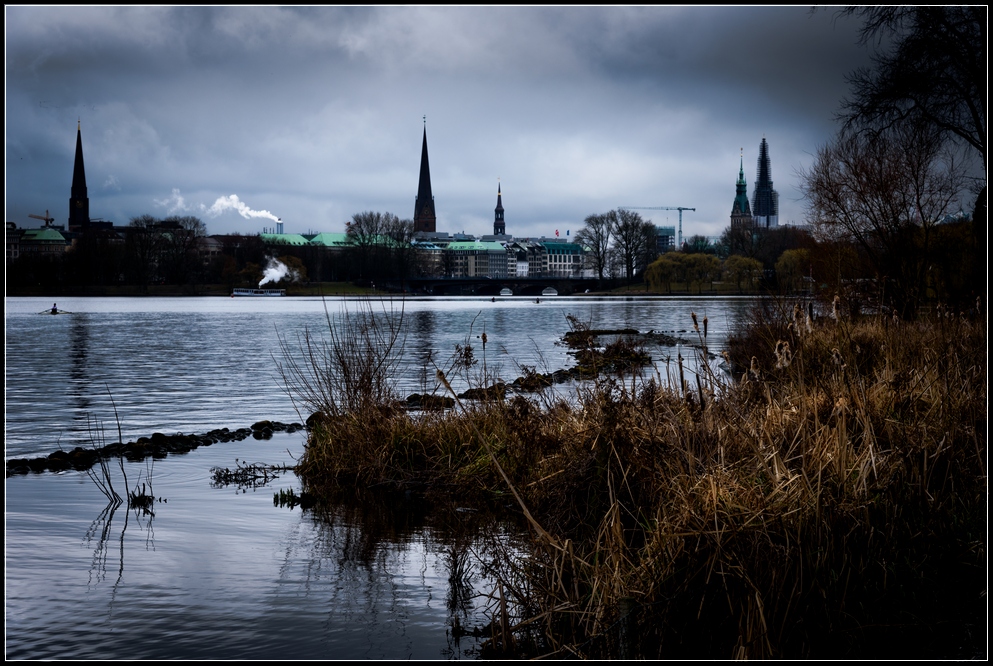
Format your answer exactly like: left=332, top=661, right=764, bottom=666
left=6, top=6, right=884, bottom=240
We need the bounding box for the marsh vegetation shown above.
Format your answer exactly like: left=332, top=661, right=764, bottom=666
left=277, top=297, right=985, bottom=658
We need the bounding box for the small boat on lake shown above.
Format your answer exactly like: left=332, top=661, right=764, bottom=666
left=232, top=288, right=286, bottom=297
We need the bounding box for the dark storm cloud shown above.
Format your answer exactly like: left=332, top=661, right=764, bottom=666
left=5, top=6, right=875, bottom=238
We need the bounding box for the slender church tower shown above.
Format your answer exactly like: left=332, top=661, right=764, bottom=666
left=413, top=122, right=436, bottom=234
left=68, top=121, right=90, bottom=233
left=493, top=182, right=505, bottom=236
left=730, top=150, right=753, bottom=230
left=751, top=137, right=779, bottom=228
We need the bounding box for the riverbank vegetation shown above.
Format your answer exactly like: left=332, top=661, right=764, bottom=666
left=280, top=297, right=986, bottom=658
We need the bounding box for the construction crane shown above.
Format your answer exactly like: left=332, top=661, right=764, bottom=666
left=619, top=206, right=695, bottom=249
left=28, top=210, right=55, bottom=227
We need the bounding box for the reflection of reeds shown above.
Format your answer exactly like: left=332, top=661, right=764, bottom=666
left=81, top=393, right=162, bottom=515
left=290, top=301, right=986, bottom=659
left=78, top=396, right=164, bottom=590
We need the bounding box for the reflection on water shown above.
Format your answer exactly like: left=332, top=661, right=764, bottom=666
left=5, top=295, right=758, bottom=659
left=68, top=313, right=92, bottom=422
left=6, top=435, right=496, bottom=660
left=411, top=308, right=438, bottom=393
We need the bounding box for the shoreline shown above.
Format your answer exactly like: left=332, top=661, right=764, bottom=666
left=5, top=284, right=771, bottom=298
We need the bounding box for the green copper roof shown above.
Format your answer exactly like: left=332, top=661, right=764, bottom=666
left=21, top=227, right=67, bottom=243
left=308, top=232, right=350, bottom=247
left=541, top=241, right=583, bottom=254
left=260, top=233, right=310, bottom=246
left=447, top=241, right=507, bottom=252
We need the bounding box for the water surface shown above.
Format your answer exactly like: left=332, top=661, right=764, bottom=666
left=5, top=295, right=756, bottom=659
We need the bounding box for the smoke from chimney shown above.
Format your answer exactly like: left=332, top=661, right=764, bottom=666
left=205, top=194, right=280, bottom=223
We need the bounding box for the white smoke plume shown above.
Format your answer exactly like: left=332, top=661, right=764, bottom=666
left=154, top=187, right=190, bottom=214
left=259, top=257, right=299, bottom=287
left=154, top=189, right=281, bottom=224
left=205, top=194, right=280, bottom=223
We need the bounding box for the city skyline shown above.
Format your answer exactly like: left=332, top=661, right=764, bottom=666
left=7, top=7, right=884, bottom=239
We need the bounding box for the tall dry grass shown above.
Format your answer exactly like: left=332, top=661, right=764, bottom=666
left=289, top=300, right=987, bottom=658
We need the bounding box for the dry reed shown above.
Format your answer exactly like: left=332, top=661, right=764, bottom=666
left=289, top=299, right=987, bottom=658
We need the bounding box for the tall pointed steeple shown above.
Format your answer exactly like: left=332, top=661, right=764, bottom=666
left=730, top=149, right=753, bottom=230
left=413, top=120, right=436, bottom=234
left=69, top=120, right=90, bottom=232
left=493, top=181, right=505, bottom=236
left=752, top=137, right=779, bottom=228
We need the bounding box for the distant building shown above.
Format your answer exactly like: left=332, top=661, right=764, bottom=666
left=752, top=137, right=779, bottom=229
left=493, top=182, right=506, bottom=236
left=730, top=152, right=754, bottom=230
left=541, top=239, right=586, bottom=278
left=413, top=124, right=437, bottom=234
left=68, top=121, right=90, bottom=233
left=14, top=225, right=69, bottom=257
left=445, top=240, right=510, bottom=278
left=654, top=225, right=676, bottom=254
left=504, top=240, right=541, bottom=278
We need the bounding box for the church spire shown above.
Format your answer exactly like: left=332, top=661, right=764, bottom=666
left=413, top=121, right=436, bottom=234
left=730, top=148, right=753, bottom=230
left=69, top=121, right=90, bottom=232
left=493, top=181, right=505, bottom=235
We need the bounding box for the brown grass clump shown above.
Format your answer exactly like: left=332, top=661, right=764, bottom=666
left=288, top=300, right=987, bottom=659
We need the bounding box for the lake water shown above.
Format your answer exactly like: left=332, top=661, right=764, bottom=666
left=5, top=295, right=756, bottom=659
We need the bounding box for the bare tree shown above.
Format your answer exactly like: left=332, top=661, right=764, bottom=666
left=383, top=215, right=418, bottom=288
left=718, top=224, right=758, bottom=260
left=799, top=122, right=967, bottom=314
left=838, top=6, right=986, bottom=298
left=160, top=215, right=206, bottom=285
left=124, top=214, right=162, bottom=290
left=612, top=209, right=653, bottom=283
left=839, top=6, right=986, bottom=172
left=682, top=235, right=715, bottom=255
left=574, top=211, right=615, bottom=281
left=346, top=211, right=390, bottom=281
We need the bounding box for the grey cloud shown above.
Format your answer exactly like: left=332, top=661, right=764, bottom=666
left=5, top=6, right=877, bottom=239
